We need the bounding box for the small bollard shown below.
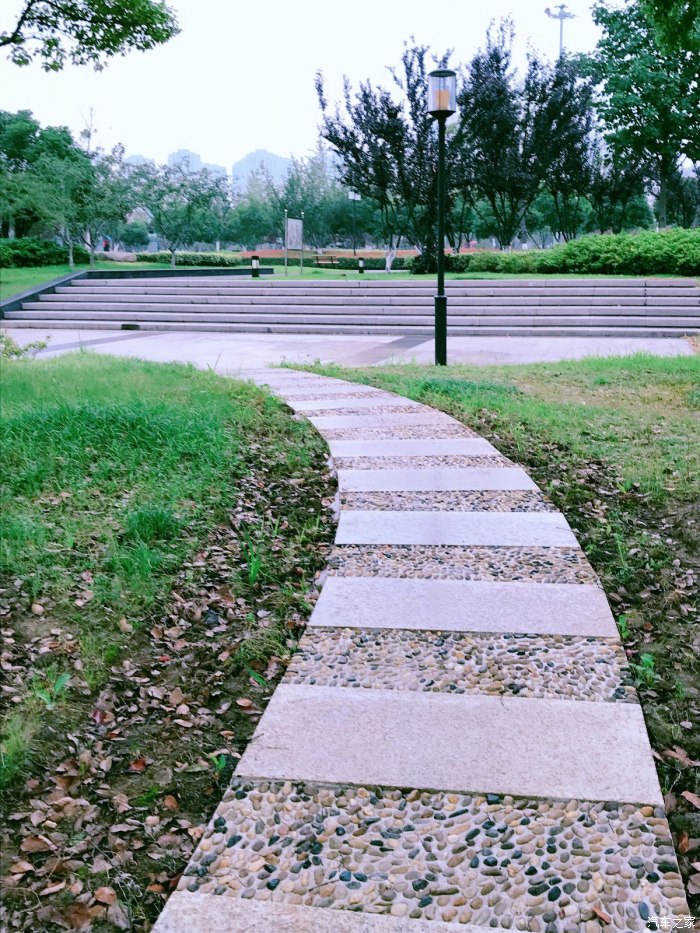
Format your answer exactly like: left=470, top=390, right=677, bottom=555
left=358, top=257, right=365, bottom=274
left=251, top=254, right=260, bottom=278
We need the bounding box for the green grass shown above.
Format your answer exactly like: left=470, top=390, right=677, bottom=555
left=0, top=353, right=327, bottom=790
left=301, top=354, right=699, bottom=503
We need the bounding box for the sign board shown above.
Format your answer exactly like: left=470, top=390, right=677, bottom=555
left=286, top=218, right=303, bottom=251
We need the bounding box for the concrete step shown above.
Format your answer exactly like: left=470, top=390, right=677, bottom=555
left=10, top=308, right=700, bottom=329
left=41, top=292, right=700, bottom=307
left=5, top=319, right=698, bottom=336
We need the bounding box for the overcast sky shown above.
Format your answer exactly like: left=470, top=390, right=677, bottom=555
left=1, top=0, right=601, bottom=169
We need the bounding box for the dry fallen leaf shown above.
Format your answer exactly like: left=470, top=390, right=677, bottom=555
left=163, top=795, right=179, bottom=812
left=128, top=757, right=147, bottom=773
left=236, top=697, right=253, bottom=708
left=107, top=901, right=130, bottom=930
left=40, top=881, right=66, bottom=896
left=9, top=860, right=34, bottom=874
left=94, top=886, right=117, bottom=905
left=20, top=835, right=53, bottom=853
left=681, top=790, right=700, bottom=810
left=31, top=603, right=45, bottom=616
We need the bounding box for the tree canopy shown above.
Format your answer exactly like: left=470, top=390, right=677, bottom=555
left=1, top=0, right=179, bottom=70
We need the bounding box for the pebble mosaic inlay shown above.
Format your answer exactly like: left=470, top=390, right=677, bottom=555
left=179, top=780, right=686, bottom=931
left=284, top=629, right=637, bottom=703
left=305, top=405, right=425, bottom=417
left=341, top=490, right=556, bottom=512
left=334, top=454, right=512, bottom=470
left=323, top=424, right=478, bottom=440
left=328, top=544, right=598, bottom=584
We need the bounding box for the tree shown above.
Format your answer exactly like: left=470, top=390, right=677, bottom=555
left=0, top=109, right=80, bottom=236
left=638, top=0, right=700, bottom=53
left=458, top=25, right=573, bottom=247
left=587, top=1, right=700, bottom=224
left=117, top=220, right=150, bottom=250
left=538, top=59, right=595, bottom=241
left=1, top=0, right=179, bottom=71
left=317, top=43, right=462, bottom=268
left=134, top=162, right=230, bottom=265
left=228, top=168, right=278, bottom=248
left=586, top=139, right=651, bottom=233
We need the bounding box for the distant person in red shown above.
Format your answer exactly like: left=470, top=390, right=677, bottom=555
left=103, top=238, right=109, bottom=251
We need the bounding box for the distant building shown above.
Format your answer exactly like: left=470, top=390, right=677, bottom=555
left=168, top=148, right=203, bottom=170
left=125, top=153, right=154, bottom=167
left=203, top=162, right=228, bottom=179
left=232, top=149, right=291, bottom=188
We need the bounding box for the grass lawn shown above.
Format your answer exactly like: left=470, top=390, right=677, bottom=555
left=296, top=353, right=700, bottom=906
left=0, top=354, right=335, bottom=930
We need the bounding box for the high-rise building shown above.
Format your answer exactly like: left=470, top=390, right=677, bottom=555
left=167, top=148, right=203, bottom=170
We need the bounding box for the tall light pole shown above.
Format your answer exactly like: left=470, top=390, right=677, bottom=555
left=428, top=68, right=457, bottom=367
left=545, top=4, right=576, bottom=56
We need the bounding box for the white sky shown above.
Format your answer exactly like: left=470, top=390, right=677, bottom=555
left=1, top=0, right=600, bottom=169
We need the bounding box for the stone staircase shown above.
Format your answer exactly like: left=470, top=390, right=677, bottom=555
left=151, top=370, right=689, bottom=933
left=4, top=276, right=700, bottom=337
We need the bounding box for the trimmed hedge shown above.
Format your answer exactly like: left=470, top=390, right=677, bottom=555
left=408, top=230, right=700, bottom=277
left=0, top=238, right=89, bottom=268
left=135, top=251, right=243, bottom=267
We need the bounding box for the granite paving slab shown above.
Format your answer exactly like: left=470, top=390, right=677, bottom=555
left=327, top=438, right=499, bottom=457
left=310, top=413, right=455, bottom=430
left=308, top=578, right=619, bottom=636
left=235, top=685, right=662, bottom=805
left=335, top=511, right=578, bottom=547
left=337, top=468, right=538, bottom=492
left=155, top=894, right=493, bottom=932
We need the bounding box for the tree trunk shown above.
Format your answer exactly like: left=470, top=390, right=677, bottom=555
left=657, top=172, right=668, bottom=229
left=170, top=249, right=177, bottom=268
left=68, top=241, right=74, bottom=269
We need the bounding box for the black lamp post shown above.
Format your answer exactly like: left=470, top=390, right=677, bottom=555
left=251, top=254, right=260, bottom=278
left=428, top=68, right=456, bottom=367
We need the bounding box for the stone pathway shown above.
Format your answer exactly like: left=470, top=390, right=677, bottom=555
left=153, top=372, right=689, bottom=933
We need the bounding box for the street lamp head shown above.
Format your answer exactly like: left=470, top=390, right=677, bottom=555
left=428, top=69, right=457, bottom=118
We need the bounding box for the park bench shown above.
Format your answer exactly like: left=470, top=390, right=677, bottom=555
left=315, top=255, right=339, bottom=268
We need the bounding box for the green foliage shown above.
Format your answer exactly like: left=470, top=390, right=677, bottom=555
left=0, top=236, right=89, bottom=267
left=117, top=219, right=150, bottom=250
left=587, top=1, right=700, bottom=220
left=428, top=229, right=700, bottom=276
left=638, top=0, right=700, bottom=54
left=1, top=0, right=180, bottom=71
left=131, top=162, right=231, bottom=265
left=135, top=250, right=243, bottom=267
left=0, top=331, right=49, bottom=358
left=30, top=666, right=71, bottom=711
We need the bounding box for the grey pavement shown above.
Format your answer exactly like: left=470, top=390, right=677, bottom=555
left=6, top=326, right=695, bottom=369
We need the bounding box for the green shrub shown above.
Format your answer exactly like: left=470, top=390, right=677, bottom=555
left=0, top=238, right=89, bottom=268
left=236, top=255, right=407, bottom=271
left=409, top=229, right=700, bottom=277
left=135, top=251, right=243, bottom=267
